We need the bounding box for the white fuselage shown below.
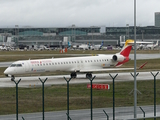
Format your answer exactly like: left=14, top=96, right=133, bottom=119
left=4, top=55, right=117, bottom=75
left=4, top=55, right=116, bottom=76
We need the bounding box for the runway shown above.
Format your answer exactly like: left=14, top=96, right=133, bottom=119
left=0, top=105, right=160, bottom=120
left=0, top=72, right=159, bottom=88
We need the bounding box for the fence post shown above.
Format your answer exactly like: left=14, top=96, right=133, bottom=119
left=139, top=106, right=145, bottom=120
left=87, top=76, right=96, bottom=120
left=109, top=73, right=118, bottom=120
left=13, top=78, right=21, bottom=120
left=151, top=72, right=159, bottom=119
left=66, top=113, right=72, bottom=120
left=103, top=110, right=109, bottom=120
left=64, top=77, right=72, bottom=120
left=39, top=78, right=48, bottom=120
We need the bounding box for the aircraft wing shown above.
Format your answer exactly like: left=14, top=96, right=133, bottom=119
left=79, top=62, right=147, bottom=73
left=80, top=68, right=134, bottom=73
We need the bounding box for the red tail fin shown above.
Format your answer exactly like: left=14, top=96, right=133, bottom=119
left=120, top=46, right=132, bottom=57
left=119, top=40, right=134, bottom=57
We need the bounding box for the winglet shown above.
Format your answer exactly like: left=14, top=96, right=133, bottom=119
left=138, top=62, right=148, bottom=69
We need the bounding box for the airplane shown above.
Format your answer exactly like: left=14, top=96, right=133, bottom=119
left=78, top=44, right=90, bottom=50
left=4, top=39, right=147, bottom=81
left=67, top=41, right=71, bottom=48
left=93, top=41, right=104, bottom=50
left=0, top=45, right=8, bottom=50
left=146, top=40, right=159, bottom=50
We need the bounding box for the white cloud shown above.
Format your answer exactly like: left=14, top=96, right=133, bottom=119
left=0, top=0, right=159, bottom=27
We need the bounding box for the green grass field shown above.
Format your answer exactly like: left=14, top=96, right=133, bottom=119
left=0, top=80, right=160, bottom=115
left=0, top=49, right=160, bottom=118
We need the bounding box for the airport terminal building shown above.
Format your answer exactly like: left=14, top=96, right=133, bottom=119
left=0, top=25, right=160, bottom=48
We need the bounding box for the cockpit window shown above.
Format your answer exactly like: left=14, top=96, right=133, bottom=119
left=10, top=64, right=16, bottom=67
left=16, top=64, right=22, bottom=67
left=10, top=64, right=22, bottom=67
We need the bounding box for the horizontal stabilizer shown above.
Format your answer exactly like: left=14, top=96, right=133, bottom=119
left=138, top=62, right=148, bottom=69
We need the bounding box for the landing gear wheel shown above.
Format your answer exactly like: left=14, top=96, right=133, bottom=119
left=70, top=72, right=77, bottom=78
left=86, top=73, right=92, bottom=79
left=11, top=75, right=15, bottom=81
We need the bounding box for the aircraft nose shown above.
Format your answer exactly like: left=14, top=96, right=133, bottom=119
left=4, top=68, right=10, bottom=75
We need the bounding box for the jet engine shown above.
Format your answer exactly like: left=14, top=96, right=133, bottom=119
left=112, top=54, right=125, bottom=62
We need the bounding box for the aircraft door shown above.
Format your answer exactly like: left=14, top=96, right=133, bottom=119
left=25, top=61, right=30, bottom=72
left=77, top=60, right=83, bottom=70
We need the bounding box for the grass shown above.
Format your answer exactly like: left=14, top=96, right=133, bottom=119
left=0, top=80, right=160, bottom=115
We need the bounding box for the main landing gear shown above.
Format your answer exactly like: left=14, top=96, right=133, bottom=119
left=70, top=72, right=92, bottom=79
left=70, top=72, right=77, bottom=78
left=86, top=73, right=92, bottom=79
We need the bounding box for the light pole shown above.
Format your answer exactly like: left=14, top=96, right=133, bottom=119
left=126, top=24, right=129, bottom=39
left=141, top=30, right=144, bottom=41
left=15, top=25, right=19, bottom=47
left=134, top=0, right=137, bottom=118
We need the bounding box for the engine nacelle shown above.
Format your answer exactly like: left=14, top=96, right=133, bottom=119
left=112, top=54, right=125, bottom=62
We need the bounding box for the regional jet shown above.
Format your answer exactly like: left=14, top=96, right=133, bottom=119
left=4, top=39, right=148, bottom=80
left=146, top=40, right=159, bottom=50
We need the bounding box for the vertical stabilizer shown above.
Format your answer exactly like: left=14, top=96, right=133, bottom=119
left=119, top=39, right=134, bottom=57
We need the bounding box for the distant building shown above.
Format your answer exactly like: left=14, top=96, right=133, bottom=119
left=0, top=25, right=160, bottom=47
left=155, top=12, right=160, bottom=27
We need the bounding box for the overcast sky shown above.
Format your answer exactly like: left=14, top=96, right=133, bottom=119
left=0, top=0, right=159, bottom=28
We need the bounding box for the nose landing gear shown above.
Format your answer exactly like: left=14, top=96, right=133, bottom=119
left=11, top=75, right=15, bottom=81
